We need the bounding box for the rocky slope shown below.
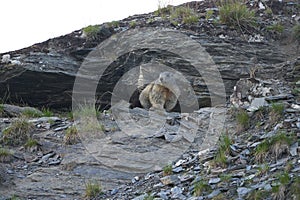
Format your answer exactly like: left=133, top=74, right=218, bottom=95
left=0, top=0, right=300, bottom=199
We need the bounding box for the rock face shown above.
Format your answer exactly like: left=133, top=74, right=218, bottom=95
left=1, top=0, right=298, bottom=110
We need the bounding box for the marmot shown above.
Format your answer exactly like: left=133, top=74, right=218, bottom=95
left=139, top=71, right=180, bottom=112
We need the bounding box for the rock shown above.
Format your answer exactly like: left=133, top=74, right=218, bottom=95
left=207, top=189, right=221, bottom=198
left=208, top=177, right=221, bottom=184
left=237, top=187, right=252, bottom=197
left=2, top=104, right=43, bottom=117
left=172, top=166, right=184, bottom=173
left=247, top=97, right=268, bottom=112
left=160, top=175, right=180, bottom=185
left=1, top=54, right=10, bottom=63
left=290, top=142, right=299, bottom=156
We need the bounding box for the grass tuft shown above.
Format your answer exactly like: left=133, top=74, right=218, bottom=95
left=219, top=1, right=256, bottom=30
left=64, top=126, right=80, bottom=145
left=236, top=110, right=250, bottom=130
left=162, top=164, right=173, bottom=176
left=0, top=147, right=13, bottom=162
left=1, top=119, right=34, bottom=146
left=84, top=181, right=102, bottom=199
left=193, top=180, right=210, bottom=196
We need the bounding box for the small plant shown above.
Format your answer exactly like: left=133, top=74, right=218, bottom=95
left=292, top=24, right=300, bottom=42
left=0, top=147, right=13, bottom=162
left=267, top=23, right=284, bottom=33
left=170, top=6, right=199, bottom=25
left=84, top=181, right=102, bottom=199
left=290, top=176, right=300, bottom=199
left=254, top=140, right=269, bottom=163
left=219, top=1, right=256, bottom=29
left=269, top=103, right=284, bottom=124
left=206, top=9, right=214, bottom=20
left=22, top=108, right=42, bottom=118
left=24, top=138, right=39, bottom=151
left=236, top=110, right=250, bottom=130
left=42, top=108, right=53, bottom=117
left=8, top=195, right=20, bottom=200
left=193, top=180, right=210, bottom=196
left=143, top=193, right=155, bottom=200
left=1, top=119, right=34, bottom=146
left=271, top=172, right=290, bottom=200
left=246, top=189, right=268, bottom=200
left=212, top=193, right=225, bottom=200
left=265, top=7, right=273, bottom=16
left=129, top=21, right=137, bottom=28
left=162, top=164, right=173, bottom=176
left=64, top=126, right=80, bottom=145
left=219, top=173, right=232, bottom=182
left=0, top=104, right=4, bottom=116
left=107, top=21, right=119, bottom=28
left=257, top=163, right=270, bottom=176
left=82, top=25, right=100, bottom=40
left=213, top=134, right=232, bottom=167
left=269, top=132, right=292, bottom=159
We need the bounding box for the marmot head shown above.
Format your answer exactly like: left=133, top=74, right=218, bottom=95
left=157, top=71, right=180, bottom=96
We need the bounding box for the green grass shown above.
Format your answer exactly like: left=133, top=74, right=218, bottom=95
left=254, top=140, right=269, bottom=163
left=170, top=6, right=199, bottom=25
left=193, top=180, right=210, bottom=196
left=254, top=132, right=292, bottom=162
left=219, top=173, right=232, bottom=182
left=236, top=110, right=250, bottom=130
left=22, top=108, right=42, bottom=118
left=107, top=21, right=119, bottom=27
left=219, top=1, right=256, bottom=29
left=162, top=164, right=173, bottom=176
left=143, top=194, right=155, bottom=200
left=42, top=108, right=53, bottom=117
left=129, top=21, right=137, bottom=28
left=213, top=134, right=232, bottom=167
left=290, top=176, right=300, bottom=199
left=0, top=104, right=4, bottom=116
left=1, top=119, right=34, bottom=146
left=206, top=10, right=214, bottom=20
left=24, top=138, right=39, bottom=149
left=267, top=23, right=284, bottom=33
left=271, top=103, right=285, bottom=115
left=84, top=181, right=102, bottom=199
left=64, top=126, right=80, bottom=145
left=257, top=163, right=270, bottom=176
left=82, top=25, right=100, bottom=39
left=246, top=189, right=268, bottom=200
left=0, top=147, right=13, bottom=162
left=292, top=24, right=300, bottom=42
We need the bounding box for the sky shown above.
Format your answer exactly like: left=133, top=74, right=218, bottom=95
left=0, top=0, right=191, bottom=53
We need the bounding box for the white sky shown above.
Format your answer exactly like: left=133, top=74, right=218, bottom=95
left=0, top=0, right=191, bottom=53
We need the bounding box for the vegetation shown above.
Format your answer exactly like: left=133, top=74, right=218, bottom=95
left=0, top=104, right=4, bottom=116
left=292, top=24, right=300, bottom=42
left=162, top=164, right=173, bottom=176
left=107, top=21, right=119, bottom=27
left=219, top=1, right=256, bottom=29
left=213, top=134, right=232, bottom=167
left=82, top=25, right=100, bottom=40
left=84, top=181, right=102, bottom=199
left=254, top=132, right=292, bottom=162
left=129, top=21, right=137, bottom=28
left=236, top=110, right=250, bottom=130
left=219, top=173, right=232, bottom=182
left=1, top=119, right=34, bottom=146
left=290, top=176, right=300, bottom=199
left=22, top=108, right=42, bottom=118
left=24, top=138, right=39, bottom=149
left=256, top=163, right=270, bottom=176
left=170, top=6, right=199, bottom=25
left=246, top=189, right=268, bottom=200
left=269, top=103, right=285, bottom=125
left=206, top=9, right=214, bottom=20
left=267, top=23, right=284, bottom=33
left=193, top=180, right=210, bottom=196
left=64, top=126, right=80, bottom=145
left=271, top=171, right=290, bottom=200
left=42, top=108, right=53, bottom=117
left=143, top=194, right=155, bottom=200
left=0, top=147, right=13, bottom=162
